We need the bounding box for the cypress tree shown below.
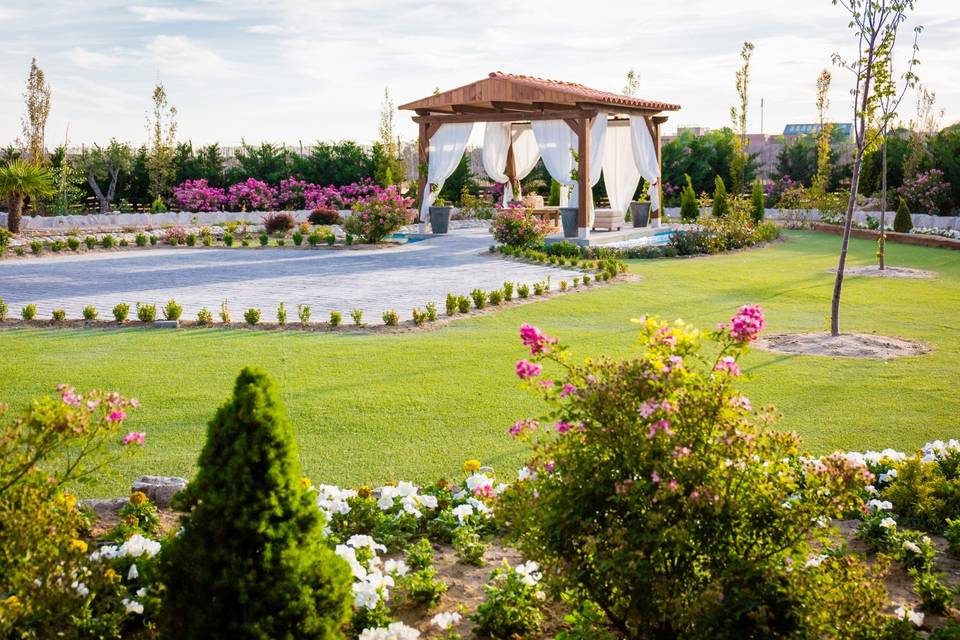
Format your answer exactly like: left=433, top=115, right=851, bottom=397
left=161, top=367, right=351, bottom=640
left=750, top=179, right=765, bottom=223
left=679, top=174, right=699, bottom=222
left=712, top=175, right=730, bottom=218
left=893, top=196, right=913, bottom=233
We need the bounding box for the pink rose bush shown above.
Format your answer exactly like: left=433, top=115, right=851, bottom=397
left=227, top=178, right=277, bottom=212
left=499, top=306, right=884, bottom=638
left=490, top=208, right=550, bottom=248
left=899, top=169, right=953, bottom=214
left=344, top=186, right=415, bottom=243
left=172, top=179, right=225, bottom=212
left=172, top=176, right=394, bottom=213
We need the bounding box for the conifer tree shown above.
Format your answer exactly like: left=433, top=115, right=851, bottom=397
left=712, top=175, right=730, bottom=218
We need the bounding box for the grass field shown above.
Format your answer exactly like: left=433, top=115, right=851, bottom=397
left=2, top=230, right=959, bottom=497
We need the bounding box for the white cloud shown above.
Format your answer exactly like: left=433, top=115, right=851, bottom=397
left=245, top=24, right=284, bottom=34
left=67, top=47, right=127, bottom=70
left=146, top=35, right=229, bottom=76
left=129, top=5, right=228, bottom=22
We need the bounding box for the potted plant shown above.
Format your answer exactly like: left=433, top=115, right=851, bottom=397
left=428, top=187, right=452, bottom=234
left=558, top=151, right=580, bottom=238
left=630, top=179, right=652, bottom=228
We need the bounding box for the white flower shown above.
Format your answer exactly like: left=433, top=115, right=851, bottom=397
left=120, top=534, right=162, bottom=558
left=515, top=560, right=541, bottom=586
left=384, top=559, right=409, bottom=576
left=359, top=621, right=421, bottom=640
left=466, top=497, right=491, bottom=514
left=419, top=494, right=438, bottom=510
left=316, top=484, right=355, bottom=516
left=864, top=484, right=879, bottom=495
left=127, top=563, right=139, bottom=581
left=136, top=587, right=147, bottom=597
left=902, top=541, right=921, bottom=554
left=353, top=580, right=382, bottom=609
left=804, top=554, right=828, bottom=568
left=877, top=469, right=898, bottom=484
left=867, top=499, right=893, bottom=512
left=451, top=504, right=474, bottom=524
left=335, top=545, right=367, bottom=579
left=879, top=517, right=897, bottom=530
left=894, top=605, right=924, bottom=627
left=122, top=598, right=144, bottom=615
left=465, top=472, right=494, bottom=493
left=72, top=581, right=89, bottom=597
left=347, top=534, right=387, bottom=554
left=518, top=466, right=536, bottom=482
left=431, top=611, right=462, bottom=630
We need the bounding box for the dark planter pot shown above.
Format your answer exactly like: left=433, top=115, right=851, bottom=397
left=630, top=201, right=651, bottom=228
left=429, top=206, right=451, bottom=234
left=559, top=207, right=579, bottom=238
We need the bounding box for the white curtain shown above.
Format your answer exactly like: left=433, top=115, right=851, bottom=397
left=482, top=122, right=511, bottom=206
left=629, top=115, right=660, bottom=213
left=602, top=125, right=641, bottom=214
left=569, top=113, right=608, bottom=218
left=531, top=120, right=576, bottom=207
left=420, top=122, right=475, bottom=220
left=509, top=126, right=540, bottom=203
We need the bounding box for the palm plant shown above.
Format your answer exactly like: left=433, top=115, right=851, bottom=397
left=0, top=160, right=54, bottom=233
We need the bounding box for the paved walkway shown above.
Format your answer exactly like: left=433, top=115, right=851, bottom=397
left=0, top=229, right=582, bottom=322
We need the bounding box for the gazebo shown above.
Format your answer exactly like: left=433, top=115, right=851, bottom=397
left=398, top=72, right=681, bottom=240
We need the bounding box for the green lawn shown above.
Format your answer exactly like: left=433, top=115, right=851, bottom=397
left=2, top=230, right=959, bottom=497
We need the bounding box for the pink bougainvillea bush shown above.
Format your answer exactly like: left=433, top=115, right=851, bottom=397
left=277, top=177, right=309, bottom=210
left=344, top=186, right=415, bottom=243
left=172, top=179, right=225, bottom=212
left=226, top=178, right=277, bottom=212
left=499, top=306, right=891, bottom=639
left=490, top=208, right=550, bottom=248
left=899, top=169, right=953, bottom=215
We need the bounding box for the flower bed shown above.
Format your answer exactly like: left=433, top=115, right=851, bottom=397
left=811, top=222, right=960, bottom=251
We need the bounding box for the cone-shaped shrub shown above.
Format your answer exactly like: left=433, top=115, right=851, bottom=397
left=893, top=196, right=913, bottom=233
left=750, top=179, right=765, bottom=222
left=712, top=175, right=730, bottom=218
left=160, top=367, right=351, bottom=639
left=679, top=174, right=699, bottom=222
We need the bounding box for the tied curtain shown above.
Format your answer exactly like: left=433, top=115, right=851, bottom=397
left=602, top=124, right=641, bottom=215
left=419, top=122, right=475, bottom=221
left=530, top=115, right=607, bottom=220
left=629, top=115, right=661, bottom=213
left=481, top=123, right=541, bottom=206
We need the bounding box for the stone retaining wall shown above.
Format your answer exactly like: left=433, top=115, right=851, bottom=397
left=810, top=223, right=960, bottom=250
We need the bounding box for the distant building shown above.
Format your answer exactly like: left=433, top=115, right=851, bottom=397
left=783, top=123, right=853, bottom=138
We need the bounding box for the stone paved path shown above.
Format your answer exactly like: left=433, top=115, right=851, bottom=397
left=0, top=229, right=582, bottom=322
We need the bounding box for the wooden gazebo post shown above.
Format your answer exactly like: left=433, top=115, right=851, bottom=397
left=653, top=116, right=669, bottom=224
left=417, top=122, right=430, bottom=232
left=577, top=116, right=590, bottom=238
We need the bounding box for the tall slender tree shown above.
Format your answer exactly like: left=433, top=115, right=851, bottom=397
left=623, top=68, right=641, bottom=97
left=375, top=88, right=405, bottom=186
left=21, top=58, right=51, bottom=165
left=903, top=84, right=941, bottom=180
left=829, top=0, right=920, bottom=335
left=729, top=42, right=755, bottom=195
left=813, top=70, right=834, bottom=196
left=146, top=82, right=177, bottom=202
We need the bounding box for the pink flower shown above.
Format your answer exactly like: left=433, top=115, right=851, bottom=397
left=729, top=394, right=753, bottom=411
left=473, top=485, right=494, bottom=498
left=108, top=410, right=126, bottom=422
left=544, top=461, right=557, bottom=473
left=515, top=359, right=542, bottom=379
left=673, top=446, right=691, bottom=458
left=61, top=388, right=81, bottom=406
left=519, top=323, right=558, bottom=355
left=714, top=356, right=741, bottom=376
left=122, top=431, right=145, bottom=445
left=508, top=418, right=539, bottom=438
left=559, top=384, right=576, bottom=398
left=729, top=304, right=766, bottom=342
left=638, top=399, right=658, bottom=418
left=647, top=419, right=673, bottom=438
left=667, top=479, right=678, bottom=492
left=651, top=470, right=661, bottom=484
left=555, top=421, right=573, bottom=433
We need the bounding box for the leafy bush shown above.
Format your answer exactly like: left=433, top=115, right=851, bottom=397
left=517, top=284, right=530, bottom=299
left=457, top=296, right=470, bottom=314
left=711, top=175, right=730, bottom=218
left=453, top=526, right=487, bottom=566
left=382, top=310, right=399, bottom=326
left=162, top=299, right=182, bottom=321
left=503, top=281, right=515, bottom=301
left=20, top=303, right=36, bottom=320
left=173, top=179, right=225, bottom=212
left=162, top=227, right=187, bottom=246
left=136, top=303, right=156, bottom=323
left=150, top=234, right=159, bottom=246
left=259, top=232, right=269, bottom=246
left=412, top=308, right=427, bottom=326
left=51, top=309, right=66, bottom=322
left=400, top=539, right=448, bottom=607
left=489, top=289, right=504, bottom=305
left=223, top=233, right=235, bottom=247
left=67, top=237, right=81, bottom=251
left=308, top=231, right=321, bottom=246
left=543, top=241, right=581, bottom=258
left=490, top=208, right=550, bottom=248
left=186, top=233, right=197, bottom=246
left=219, top=300, right=231, bottom=324
left=308, top=208, right=343, bottom=226
left=244, top=308, right=261, bottom=326
left=500, top=311, right=877, bottom=639
left=160, top=367, right=352, bottom=638
left=349, top=309, right=362, bottom=326
left=292, top=231, right=304, bottom=246
left=471, top=561, right=545, bottom=639
left=894, top=197, right=913, bottom=233
left=30, top=240, right=42, bottom=255
left=532, top=281, right=546, bottom=296
left=0, top=228, right=9, bottom=255
left=330, top=311, right=342, bottom=327
left=82, top=305, right=98, bottom=321
left=262, top=211, right=295, bottom=234
left=345, top=186, right=414, bottom=243
left=135, top=232, right=148, bottom=247
left=911, top=569, right=954, bottom=614
left=679, top=174, right=699, bottom=222
left=107, top=491, right=161, bottom=542
left=84, top=236, right=96, bottom=249
left=446, top=293, right=457, bottom=316
left=197, top=307, right=213, bottom=325
left=227, top=178, right=276, bottom=211
left=0, top=297, right=6, bottom=321
left=471, top=289, right=487, bottom=309
left=582, top=274, right=591, bottom=286
left=882, top=456, right=960, bottom=532
left=425, top=302, right=438, bottom=322
left=112, top=303, right=129, bottom=323
left=899, top=168, right=952, bottom=214
left=751, top=179, right=765, bottom=222
left=101, top=234, right=116, bottom=249
left=49, top=239, right=64, bottom=252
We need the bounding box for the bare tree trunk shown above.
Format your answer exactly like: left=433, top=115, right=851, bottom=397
left=86, top=170, right=110, bottom=214
left=831, top=153, right=864, bottom=336
left=879, top=130, right=887, bottom=270
left=7, top=195, right=24, bottom=234
left=106, top=166, right=119, bottom=212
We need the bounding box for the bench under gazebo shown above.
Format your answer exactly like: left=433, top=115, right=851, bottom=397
left=398, top=72, right=681, bottom=241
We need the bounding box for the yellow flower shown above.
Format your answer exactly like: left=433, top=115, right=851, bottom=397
left=463, top=459, right=482, bottom=473
left=64, top=493, right=78, bottom=511
left=356, top=485, right=372, bottom=499
left=124, top=515, right=138, bottom=526
left=130, top=491, right=148, bottom=506
left=299, top=477, right=312, bottom=489
left=104, top=568, right=120, bottom=584
left=69, top=539, right=88, bottom=554
left=2, top=595, right=21, bottom=613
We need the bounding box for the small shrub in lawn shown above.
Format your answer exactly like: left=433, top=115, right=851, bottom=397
left=517, top=284, right=530, bottom=299
left=223, top=233, right=235, bottom=247
left=330, top=311, right=342, bottom=327
left=262, top=211, right=295, bottom=234
left=601, top=271, right=610, bottom=282
left=259, top=232, right=269, bottom=247
left=425, top=302, right=437, bottom=322
left=583, top=274, right=592, bottom=285
left=30, top=240, right=43, bottom=255
left=163, top=299, right=183, bottom=321
left=196, top=307, right=213, bottom=325
left=112, top=303, right=129, bottom=322
left=911, top=569, right=953, bottom=614
left=400, top=539, right=448, bottom=607
left=471, top=289, right=487, bottom=309
left=277, top=238, right=285, bottom=246
left=446, top=293, right=458, bottom=316
left=308, top=208, right=343, bottom=225
left=457, top=295, right=470, bottom=314
left=292, top=231, right=303, bottom=246
left=382, top=309, right=399, bottom=326
left=160, top=367, right=352, bottom=638
left=297, top=304, right=311, bottom=326
left=277, top=302, right=287, bottom=326
left=219, top=300, right=231, bottom=324
left=84, top=236, right=96, bottom=249
left=471, top=561, right=545, bottom=638
left=21, top=304, right=37, bottom=320
left=82, top=305, right=98, bottom=321
left=894, top=196, right=913, bottom=234
left=14, top=247, right=24, bottom=256
left=345, top=233, right=353, bottom=246
left=349, top=309, right=362, bottom=326
left=412, top=308, right=427, bottom=326
left=149, top=234, right=158, bottom=246
left=532, top=281, right=546, bottom=296
left=503, top=281, right=514, bottom=300
left=67, top=237, right=80, bottom=251
left=559, top=280, right=568, bottom=291
left=573, top=276, right=580, bottom=288
left=51, top=309, right=66, bottom=322
left=0, top=297, right=6, bottom=321
left=101, top=234, right=116, bottom=249
left=186, top=233, right=197, bottom=247
left=325, top=233, right=335, bottom=246
left=489, top=289, right=504, bottom=306
left=119, top=238, right=129, bottom=247
left=202, top=235, right=212, bottom=247
left=136, top=302, right=157, bottom=322
left=244, top=308, right=261, bottom=326
left=241, top=239, right=250, bottom=247
left=453, top=526, right=487, bottom=566
left=308, top=232, right=321, bottom=247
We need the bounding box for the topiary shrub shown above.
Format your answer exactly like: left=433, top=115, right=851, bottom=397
left=160, top=368, right=352, bottom=639
left=711, top=175, right=730, bottom=218
left=679, top=174, right=699, bottom=222
left=893, top=196, right=913, bottom=234
left=751, top=179, right=765, bottom=223
left=308, top=208, right=344, bottom=226
left=262, top=212, right=296, bottom=234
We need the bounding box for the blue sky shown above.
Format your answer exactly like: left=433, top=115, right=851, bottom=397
left=2, top=0, right=957, bottom=148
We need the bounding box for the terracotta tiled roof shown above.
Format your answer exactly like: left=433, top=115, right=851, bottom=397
left=487, top=72, right=681, bottom=112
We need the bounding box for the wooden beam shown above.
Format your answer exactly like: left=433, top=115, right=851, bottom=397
left=413, top=109, right=598, bottom=125
left=417, top=122, right=429, bottom=216
left=575, top=101, right=664, bottom=117
left=652, top=115, right=670, bottom=125
left=490, top=101, right=544, bottom=112
left=577, top=116, right=590, bottom=232
left=563, top=119, right=580, bottom=134
left=534, top=101, right=578, bottom=111
left=654, top=119, right=663, bottom=223
left=451, top=104, right=500, bottom=114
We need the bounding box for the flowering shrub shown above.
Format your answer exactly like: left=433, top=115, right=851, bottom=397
left=499, top=309, right=883, bottom=639
left=278, top=176, right=309, bottom=210
left=899, top=169, right=952, bottom=214
left=172, top=179, right=225, bottom=212
left=470, top=560, right=545, bottom=638
left=227, top=178, right=276, bottom=211
left=309, top=208, right=344, bottom=225
left=345, top=186, right=415, bottom=243
left=162, top=226, right=187, bottom=245
left=262, top=211, right=295, bottom=234
left=490, top=208, right=550, bottom=248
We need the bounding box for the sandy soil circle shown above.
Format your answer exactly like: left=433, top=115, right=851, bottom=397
left=828, top=265, right=937, bottom=279
left=756, top=332, right=930, bottom=359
